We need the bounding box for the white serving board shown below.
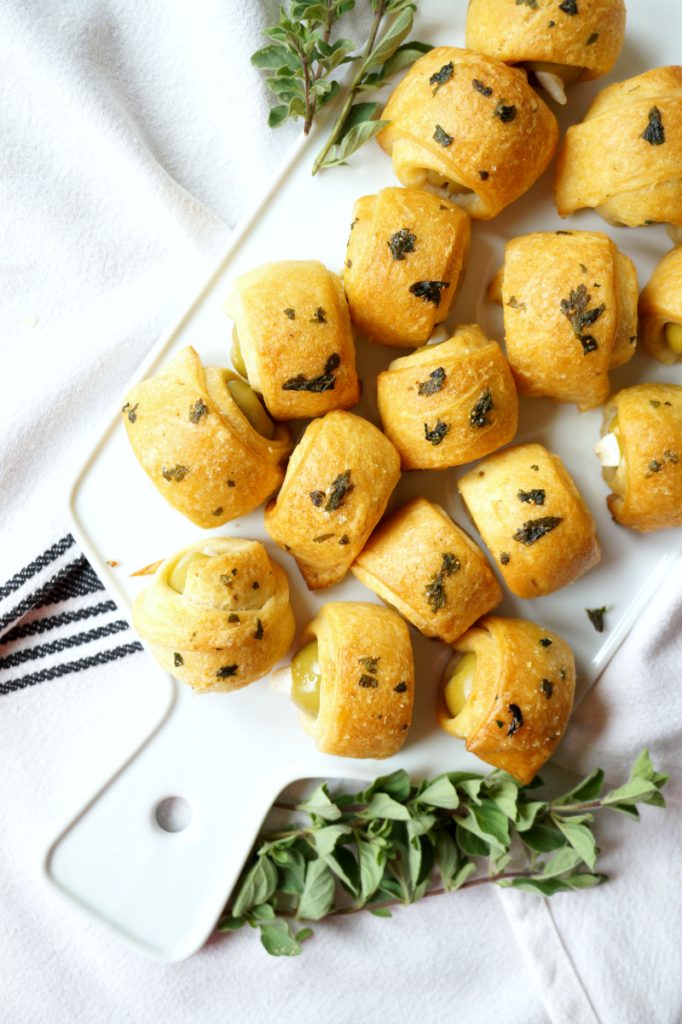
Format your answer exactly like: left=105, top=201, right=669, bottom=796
left=46, top=1, right=681, bottom=962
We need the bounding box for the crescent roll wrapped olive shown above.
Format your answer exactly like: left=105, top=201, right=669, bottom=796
left=132, top=538, right=296, bottom=693
left=225, top=260, right=359, bottom=420
left=437, top=616, right=576, bottom=784
left=122, top=346, right=291, bottom=528
left=344, top=187, right=470, bottom=348
left=466, top=0, right=626, bottom=105
left=276, top=603, right=414, bottom=759
left=490, top=231, right=638, bottom=410
left=264, top=411, right=401, bottom=590
left=555, top=66, right=682, bottom=229
left=377, top=47, right=558, bottom=220
left=595, top=383, right=682, bottom=532
left=639, top=246, right=682, bottom=365
left=352, top=498, right=502, bottom=644
left=377, top=324, right=518, bottom=469
left=458, top=443, right=600, bottom=598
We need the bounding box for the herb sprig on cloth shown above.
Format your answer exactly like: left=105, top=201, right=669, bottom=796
left=251, top=0, right=431, bottom=174
left=217, top=749, right=667, bottom=956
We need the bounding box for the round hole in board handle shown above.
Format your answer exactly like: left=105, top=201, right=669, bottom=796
left=154, top=796, right=192, bottom=833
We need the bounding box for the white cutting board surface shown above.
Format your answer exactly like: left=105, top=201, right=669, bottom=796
left=46, top=0, right=681, bottom=962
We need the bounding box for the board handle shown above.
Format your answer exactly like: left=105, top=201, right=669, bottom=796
left=45, top=678, right=306, bottom=962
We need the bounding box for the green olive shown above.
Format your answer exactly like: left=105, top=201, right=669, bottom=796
left=443, top=652, right=477, bottom=719
left=227, top=379, right=275, bottom=439
left=169, top=550, right=210, bottom=592
left=231, top=325, right=248, bottom=379
left=291, top=640, right=321, bottom=718
left=665, top=322, right=682, bottom=355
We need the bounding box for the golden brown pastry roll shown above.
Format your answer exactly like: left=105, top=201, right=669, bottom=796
left=225, top=259, right=359, bottom=421
left=344, top=187, right=470, bottom=347
left=595, top=383, right=682, bottom=531
left=284, top=602, right=414, bottom=759
left=466, top=0, right=626, bottom=105
left=437, top=616, right=576, bottom=784
left=132, top=538, right=295, bottom=693
left=377, top=47, right=558, bottom=220
left=458, top=442, right=600, bottom=598
left=639, top=246, right=682, bottom=365
left=555, top=66, right=682, bottom=229
left=491, top=230, right=638, bottom=410
left=264, top=411, right=401, bottom=590
left=376, top=324, right=518, bottom=469
left=352, top=498, right=502, bottom=644
left=122, top=346, right=291, bottom=528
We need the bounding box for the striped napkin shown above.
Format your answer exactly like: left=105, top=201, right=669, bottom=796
left=0, top=535, right=141, bottom=695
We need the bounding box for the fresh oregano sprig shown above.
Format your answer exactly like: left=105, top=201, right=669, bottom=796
left=217, top=749, right=668, bottom=956
left=251, top=0, right=432, bottom=174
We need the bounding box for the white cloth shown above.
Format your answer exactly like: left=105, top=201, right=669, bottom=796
left=1, top=2, right=680, bottom=1022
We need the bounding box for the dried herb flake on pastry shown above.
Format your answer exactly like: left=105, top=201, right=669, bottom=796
left=344, top=187, right=470, bottom=347
left=489, top=230, right=637, bottom=410
left=437, top=616, right=576, bottom=784
left=352, top=498, right=502, bottom=644
left=377, top=46, right=559, bottom=220
left=458, top=442, right=600, bottom=597
left=264, top=411, right=401, bottom=590
left=270, top=602, right=414, bottom=759
left=122, top=346, right=291, bottom=528
left=132, top=538, right=295, bottom=693
left=555, top=66, right=682, bottom=229
left=595, top=383, right=682, bottom=531
left=466, top=0, right=626, bottom=105
left=377, top=324, right=518, bottom=469
left=639, top=246, right=682, bottom=365
left=225, top=259, right=359, bottom=420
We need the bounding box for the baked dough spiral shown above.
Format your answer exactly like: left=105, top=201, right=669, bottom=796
left=352, top=498, right=502, bottom=644
left=122, top=346, right=291, bottom=528
left=132, top=538, right=296, bottom=693
left=639, top=246, right=682, bottom=365
left=293, top=602, right=414, bottom=759
left=490, top=230, right=638, bottom=410
left=264, top=411, right=401, bottom=590
left=377, top=324, right=518, bottom=469
left=466, top=0, right=626, bottom=105
left=344, top=187, right=470, bottom=347
left=596, top=383, right=682, bottom=532
left=437, top=616, right=576, bottom=784
left=555, top=66, right=682, bottom=229
left=458, top=442, right=600, bottom=597
left=225, top=259, right=359, bottom=420
left=377, top=47, right=558, bottom=220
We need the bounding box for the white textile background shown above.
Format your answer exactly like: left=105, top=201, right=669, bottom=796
left=0, top=2, right=680, bottom=1022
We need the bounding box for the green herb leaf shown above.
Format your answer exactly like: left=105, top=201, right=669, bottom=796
left=418, top=776, right=460, bottom=810
left=231, top=856, right=278, bottom=917
left=361, top=793, right=411, bottom=821
left=258, top=917, right=303, bottom=956
left=296, top=782, right=342, bottom=822
left=318, top=115, right=390, bottom=169
left=369, top=906, right=393, bottom=918
left=297, top=859, right=336, bottom=920
left=553, top=818, right=598, bottom=869
left=554, top=769, right=605, bottom=805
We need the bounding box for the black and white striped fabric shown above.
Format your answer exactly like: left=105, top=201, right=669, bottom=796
left=0, top=534, right=142, bottom=695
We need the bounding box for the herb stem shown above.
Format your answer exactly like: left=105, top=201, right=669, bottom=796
left=311, top=0, right=387, bottom=174
left=304, top=0, right=336, bottom=133
left=275, top=870, right=533, bottom=923
left=548, top=799, right=604, bottom=814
